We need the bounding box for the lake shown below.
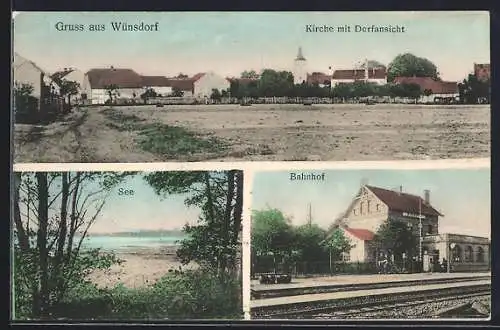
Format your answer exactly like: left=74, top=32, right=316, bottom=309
left=80, top=234, right=186, bottom=252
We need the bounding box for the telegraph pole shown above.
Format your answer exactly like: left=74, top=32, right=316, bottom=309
left=418, top=198, right=423, bottom=270
left=307, top=203, right=312, bottom=226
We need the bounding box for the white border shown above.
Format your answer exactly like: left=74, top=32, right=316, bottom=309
left=12, top=158, right=490, bottom=172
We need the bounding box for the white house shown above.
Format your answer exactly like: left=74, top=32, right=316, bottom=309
left=192, top=72, right=231, bottom=98
left=51, top=68, right=91, bottom=104
left=13, top=52, right=58, bottom=97
left=86, top=67, right=144, bottom=104
left=393, top=76, right=459, bottom=103
left=330, top=67, right=387, bottom=87
left=339, top=227, right=375, bottom=263
left=141, top=76, right=172, bottom=97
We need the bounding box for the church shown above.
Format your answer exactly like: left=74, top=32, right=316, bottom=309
left=329, top=184, right=490, bottom=273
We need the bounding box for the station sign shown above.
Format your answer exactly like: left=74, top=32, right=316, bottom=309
left=402, top=212, right=426, bottom=220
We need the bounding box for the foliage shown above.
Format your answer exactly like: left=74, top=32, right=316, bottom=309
left=210, top=89, right=222, bottom=102
left=458, top=74, right=490, bottom=104
left=240, top=70, right=259, bottom=79
left=171, top=86, right=184, bottom=97
left=143, top=171, right=243, bottom=276
left=251, top=208, right=295, bottom=258
left=323, top=228, right=354, bottom=262
left=387, top=53, right=439, bottom=82
left=294, top=224, right=328, bottom=262
left=13, top=82, right=39, bottom=119
left=140, top=88, right=158, bottom=104
left=175, top=73, right=189, bottom=79
left=12, top=172, right=133, bottom=320
left=104, top=84, right=120, bottom=104
left=56, top=79, right=80, bottom=108
left=372, top=217, right=418, bottom=261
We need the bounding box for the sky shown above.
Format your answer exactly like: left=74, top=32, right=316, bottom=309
left=13, top=11, right=490, bottom=82
left=251, top=168, right=491, bottom=239
left=18, top=172, right=201, bottom=234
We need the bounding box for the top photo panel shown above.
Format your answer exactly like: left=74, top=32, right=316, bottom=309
left=12, top=11, right=490, bottom=164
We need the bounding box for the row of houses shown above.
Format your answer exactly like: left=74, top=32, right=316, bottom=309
left=13, top=51, right=491, bottom=107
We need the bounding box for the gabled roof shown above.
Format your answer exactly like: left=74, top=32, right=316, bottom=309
left=13, top=52, right=46, bottom=74
left=343, top=227, right=375, bottom=241
left=141, top=75, right=171, bottom=87
left=51, top=69, right=75, bottom=81
left=332, top=68, right=386, bottom=80
left=167, top=78, right=194, bottom=92
left=393, top=76, right=458, bottom=95
left=366, top=185, right=443, bottom=217
left=307, top=72, right=332, bottom=85
left=86, top=68, right=143, bottom=89
left=191, top=72, right=206, bottom=81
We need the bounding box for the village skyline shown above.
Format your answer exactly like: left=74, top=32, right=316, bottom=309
left=251, top=169, right=491, bottom=239
left=13, top=11, right=489, bottom=82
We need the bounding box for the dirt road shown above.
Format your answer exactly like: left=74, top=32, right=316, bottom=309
left=13, top=104, right=490, bottom=163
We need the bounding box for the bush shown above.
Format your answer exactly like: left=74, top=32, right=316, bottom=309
left=40, top=268, right=242, bottom=320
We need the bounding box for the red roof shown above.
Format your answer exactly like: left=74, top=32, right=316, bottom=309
left=332, top=68, right=386, bottom=80
left=191, top=72, right=206, bottom=81
left=307, top=72, right=332, bottom=85
left=343, top=227, right=375, bottom=241
left=366, top=185, right=443, bottom=217
left=86, top=68, right=143, bottom=89
left=167, top=78, right=194, bottom=92
left=141, top=75, right=171, bottom=87
left=393, top=76, right=458, bottom=94
left=474, top=63, right=490, bottom=82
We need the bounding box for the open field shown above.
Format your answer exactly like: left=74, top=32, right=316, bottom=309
left=13, top=104, right=490, bottom=163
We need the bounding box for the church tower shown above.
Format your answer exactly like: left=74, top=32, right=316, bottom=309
left=293, top=47, right=307, bottom=85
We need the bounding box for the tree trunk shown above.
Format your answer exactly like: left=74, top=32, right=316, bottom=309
left=222, top=171, right=235, bottom=274
left=13, top=173, right=30, bottom=253
left=55, top=173, right=69, bottom=301
left=35, top=172, right=49, bottom=318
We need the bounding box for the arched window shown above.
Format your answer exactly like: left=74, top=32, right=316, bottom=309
left=452, top=245, right=462, bottom=263
left=465, top=246, right=473, bottom=262
left=367, top=201, right=371, bottom=213
left=476, top=247, right=485, bottom=263
left=360, top=202, right=364, bottom=215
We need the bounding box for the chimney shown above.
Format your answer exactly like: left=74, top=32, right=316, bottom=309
left=424, top=190, right=430, bottom=204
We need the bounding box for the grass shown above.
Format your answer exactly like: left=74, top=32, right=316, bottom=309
left=101, top=108, right=228, bottom=158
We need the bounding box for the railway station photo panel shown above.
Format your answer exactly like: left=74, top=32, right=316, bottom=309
left=249, top=167, right=491, bottom=319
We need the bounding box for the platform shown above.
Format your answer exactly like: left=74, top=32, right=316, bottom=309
left=251, top=272, right=491, bottom=291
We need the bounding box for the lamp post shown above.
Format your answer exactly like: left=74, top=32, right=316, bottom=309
left=448, top=243, right=456, bottom=273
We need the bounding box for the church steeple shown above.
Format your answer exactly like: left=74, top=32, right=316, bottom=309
left=295, top=47, right=306, bottom=61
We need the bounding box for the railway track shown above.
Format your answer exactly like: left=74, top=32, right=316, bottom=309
left=252, top=275, right=491, bottom=299
left=251, top=282, right=490, bottom=319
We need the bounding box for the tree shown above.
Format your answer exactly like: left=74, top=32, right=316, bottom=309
left=258, top=69, right=294, bottom=97
left=332, top=83, right=353, bottom=102
left=240, top=70, right=259, bottom=79
left=13, top=83, right=38, bottom=120
left=387, top=53, right=439, bottom=82
left=372, top=217, right=418, bottom=266
left=293, top=224, right=328, bottom=268
left=171, top=86, right=184, bottom=97
left=176, top=73, right=189, bottom=79
left=400, top=83, right=423, bottom=103
left=359, top=60, right=386, bottom=70
left=322, top=228, right=354, bottom=264
left=104, top=84, right=120, bottom=104
left=210, top=89, right=222, bottom=102
left=56, top=79, right=80, bottom=110
left=143, top=171, right=243, bottom=277
left=251, top=208, right=295, bottom=271
left=13, top=172, right=132, bottom=319
left=140, top=88, right=158, bottom=104
left=458, top=74, right=490, bottom=104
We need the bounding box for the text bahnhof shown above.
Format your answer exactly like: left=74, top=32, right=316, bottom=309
left=305, top=24, right=406, bottom=33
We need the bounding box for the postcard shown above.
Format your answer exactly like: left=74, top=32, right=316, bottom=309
left=249, top=166, right=491, bottom=320
left=12, top=11, right=490, bottom=163
left=10, top=170, right=245, bottom=321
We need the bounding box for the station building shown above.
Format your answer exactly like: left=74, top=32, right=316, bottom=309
left=330, top=184, right=490, bottom=273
